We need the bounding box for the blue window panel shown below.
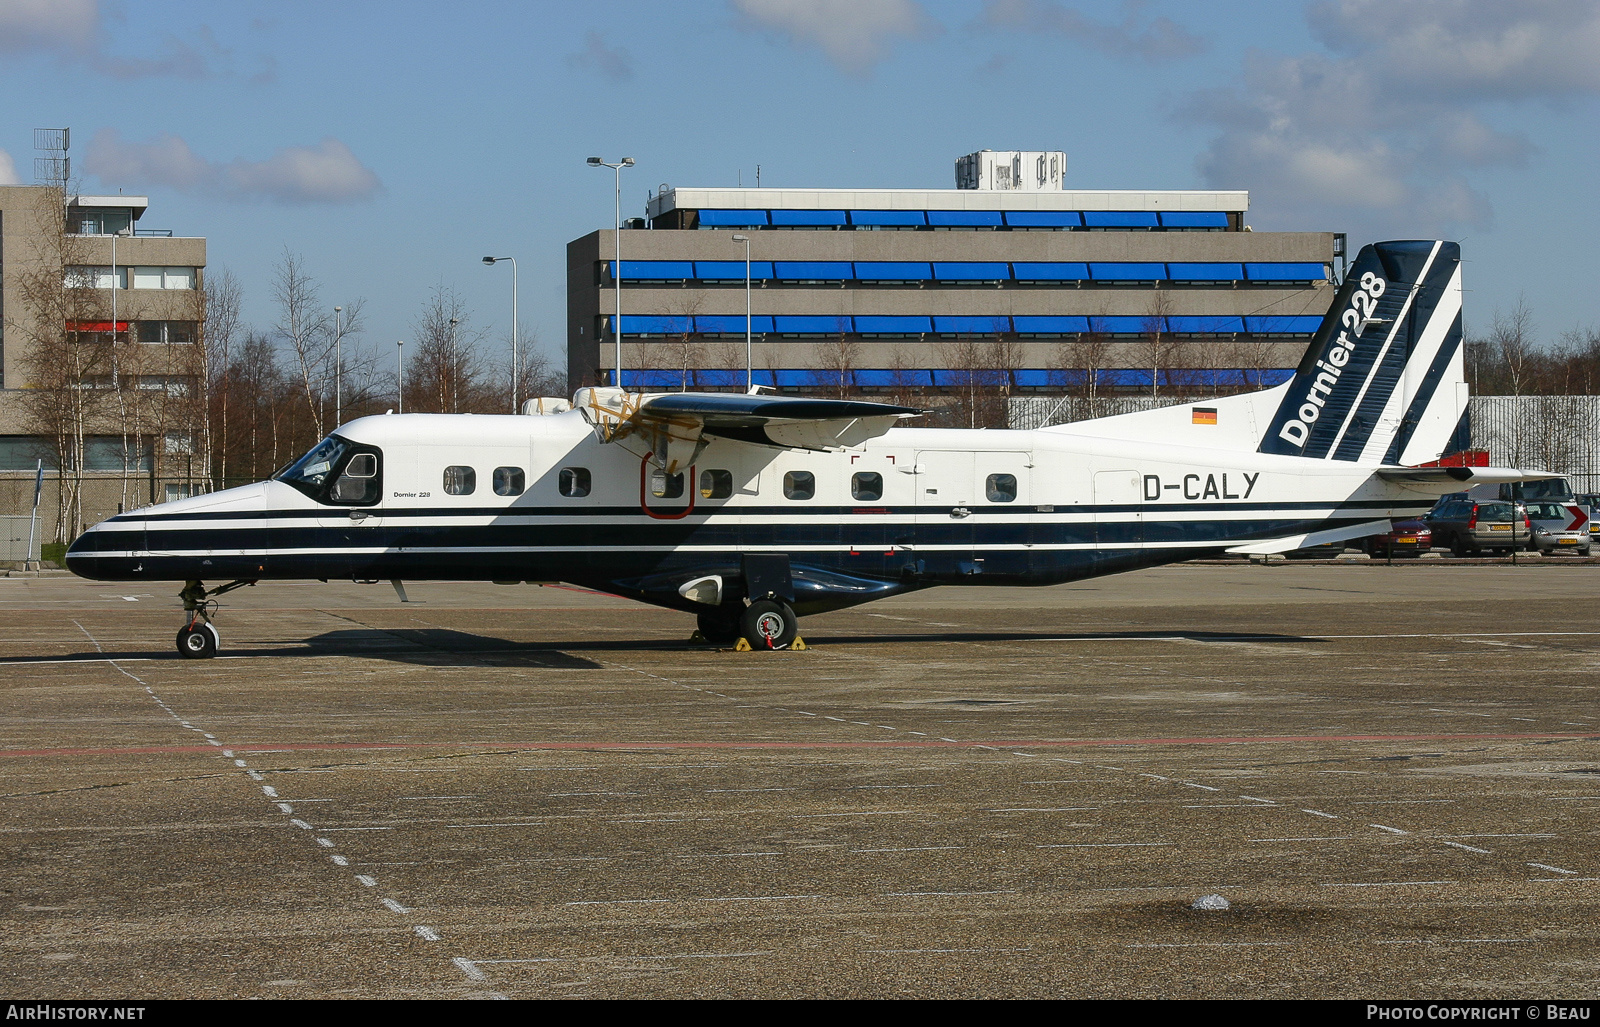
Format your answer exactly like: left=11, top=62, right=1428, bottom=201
left=1090, top=316, right=1158, bottom=334
left=855, top=316, right=931, bottom=334
left=850, top=210, right=926, bottom=226
left=927, top=210, right=1003, bottom=227
left=616, top=315, right=691, bottom=335
left=1159, top=211, right=1230, bottom=228
left=1166, top=262, right=1244, bottom=282
left=1013, top=369, right=1053, bottom=388
left=774, top=315, right=851, bottom=334
left=769, top=209, right=847, bottom=226
left=853, top=261, right=932, bottom=280
left=609, top=260, right=694, bottom=279
left=1245, top=315, right=1324, bottom=334
left=697, top=209, right=769, bottom=227
left=932, top=368, right=1011, bottom=387
left=933, top=262, right=1010, bottom=281
left=777, top=369, right=850, bottom=389
left=1011, top=262, right=1091, bottom=281
left=772, top=261, right=854, bottom=280
left=1013, top=315, right=1089, bottom=334
left=1102, top=369, right=1156, bottom=387
left=1004, top=211, right=1083, bottom=228
left=694, top=315, right=774, bottom=334
left=1166, top=316, right=1246, bottom=334
left=751, top=369, right=777, bottom=389
left=933, top=316, right=1011, bottom=334
left=692, top=261, right=775, bottom=280
left=856, top=368, right=933, bottom=387
left=693, top=368, right=748, bottom=388
left=1244, top=262, right=1328, bottom=281
left=1089, top=262, right=1167, bottom=281
left=1083, top=211, right=1159, bottom=228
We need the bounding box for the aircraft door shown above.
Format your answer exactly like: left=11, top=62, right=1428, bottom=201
left=316, top=450, right=386, bottom=577
left=970, top=451, right=1031, bottom=577
left=915, top=451, right=977, bottom=575
left=1092, top=469, right=1143, bottom=549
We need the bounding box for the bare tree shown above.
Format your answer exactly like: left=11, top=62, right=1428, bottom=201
left=1141, top=288, right=1177, bottom=398
left=812, top=319, right=860, bottom=398
left=405, top=285, right=488, bottom=413
left=272, top=250, right=335, bottom=439
left=204, top=268, right=242, bottom=488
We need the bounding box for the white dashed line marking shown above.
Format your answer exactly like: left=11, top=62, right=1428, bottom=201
left=381, top=898, right=413, bottom=914
left=1528, top=863, right=1578, bottom=875
left=356, top=875, right=378, bottom=887
left=1370, top=824, right=1409, bottom=835
left=1440, top=841, right=1492, bottom=854
left=415, top=926, right=441, bottom=941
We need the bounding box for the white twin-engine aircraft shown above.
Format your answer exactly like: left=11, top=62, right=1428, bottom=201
left=68, top=240, right=1547, bottom=657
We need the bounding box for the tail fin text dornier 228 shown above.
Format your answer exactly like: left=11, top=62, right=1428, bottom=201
left=66, top=240, right=1550, bottom=656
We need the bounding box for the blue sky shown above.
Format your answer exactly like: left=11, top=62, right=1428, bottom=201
left=3, top=0, right=1597, bottom=377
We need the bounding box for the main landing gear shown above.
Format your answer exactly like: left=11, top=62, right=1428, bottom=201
left=176, top=579, right=256, bottom=659
left=693, top=599, right=802, bottom=649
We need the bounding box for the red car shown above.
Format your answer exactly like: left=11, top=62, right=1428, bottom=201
left=1365, top=518, right=1434, bottom=556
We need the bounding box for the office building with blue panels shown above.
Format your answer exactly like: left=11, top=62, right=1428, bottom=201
left=565, top=183, right=1337, bottom=397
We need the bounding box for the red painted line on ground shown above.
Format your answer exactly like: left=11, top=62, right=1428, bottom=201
left=2, top=731, right=1596, bottom=759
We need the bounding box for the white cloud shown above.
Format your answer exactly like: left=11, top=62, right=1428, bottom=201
left=566, top=30, right=633, bottom=82
left=0, top=0, right=96, bottom=53
left=0, top=149, right=20, bottom=185
left=732, top=0, right=939, bottom=75
left=84, top=130, right=382, bottom=204
left=980, top=0, right=1207, bottom=63
left=1183, top=1, right=1600, bottom=236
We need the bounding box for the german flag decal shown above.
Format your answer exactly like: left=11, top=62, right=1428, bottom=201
left=1192, top=407, right=1218, bottom=425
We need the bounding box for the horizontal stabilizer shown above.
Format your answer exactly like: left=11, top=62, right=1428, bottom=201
left=1374, top=466, right=1557, bottom=485
left=1226, top=519, right=1392, bottom=555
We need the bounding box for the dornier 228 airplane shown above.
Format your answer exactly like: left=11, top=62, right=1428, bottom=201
left=68, top=240, right=1550, bottom=657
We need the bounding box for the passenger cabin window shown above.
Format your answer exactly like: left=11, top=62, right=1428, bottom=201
left=986, top=473, right=1018, bottom=502
left=851, top=471, right=883, bottom=502
left=443, top=465, right=476, bottom=496
left=559, top=467, right=591, bottom=497
left=700, top=469, right=733, bottom=499
left=493, top=466, right=525, bottom=497
left=784, top=470, right=815, bottom=500
left=651, top=470, right=685, bottom=499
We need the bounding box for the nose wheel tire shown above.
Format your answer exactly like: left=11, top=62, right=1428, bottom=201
left=177, top=622, right=219, bottom=659
left=740, top=599, right=798, bottom=650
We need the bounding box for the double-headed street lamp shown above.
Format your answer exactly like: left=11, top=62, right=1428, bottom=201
left=731, top=233, right=753, bottom=393
left=587, top=156, right=634, bottom=389
left=481, top=256, right=518, bottom=412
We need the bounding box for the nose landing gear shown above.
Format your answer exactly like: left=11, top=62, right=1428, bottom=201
left=176, top=579, right=256, bottom=659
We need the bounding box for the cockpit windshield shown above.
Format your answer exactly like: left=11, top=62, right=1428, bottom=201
left=276, top=435, right=382, bottom=506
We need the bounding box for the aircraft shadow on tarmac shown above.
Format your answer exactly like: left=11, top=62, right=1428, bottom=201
left=7, top=627, right=1320, bottom=668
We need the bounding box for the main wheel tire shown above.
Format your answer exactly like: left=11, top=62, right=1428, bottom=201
left=740, top=599, right=798, bottom=650
left=176, top=623, right=218, bottom=659
left=1450, top=535, right=1470, bottom=558
left=696, top=604, right=744, bottom=645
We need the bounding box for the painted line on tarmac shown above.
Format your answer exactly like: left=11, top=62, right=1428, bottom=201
left=8, top=729, right=1598, bottom=760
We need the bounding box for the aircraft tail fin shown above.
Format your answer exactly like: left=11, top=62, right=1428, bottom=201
left=1257, top=240, right=1466, bottom=465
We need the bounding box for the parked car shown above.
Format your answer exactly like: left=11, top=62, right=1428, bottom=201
left=1364, top=518, right=1433, bottom=557
left=1425, top=499, right=1531, bottom=556
left=1523, top=500, right=1593, bottom=555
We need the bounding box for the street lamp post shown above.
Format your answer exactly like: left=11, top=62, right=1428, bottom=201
left=397, top=341, right=405, bottom=414
left=481, top=256, right=518, bottom=412
left=448, top=317, right=459, bottom=413
left=334, top=306, right=343, bottom=427
left=731, top=233, right=752, bottom=393
left=587, top=156, right=634, bottom=389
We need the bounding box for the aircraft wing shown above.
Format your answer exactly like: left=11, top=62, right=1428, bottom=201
left=574, top=387, right=924, bottom=474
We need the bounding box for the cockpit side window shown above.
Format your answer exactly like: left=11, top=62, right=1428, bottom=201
left=277, top=435, right=383, bottom=506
